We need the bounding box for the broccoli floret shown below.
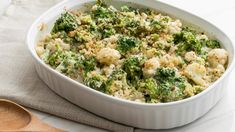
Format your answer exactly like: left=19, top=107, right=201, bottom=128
left=181, top=26, right=197, bottom=34
left=173, top=29, right=202, bottom=54
left=105, top=69, right=130, bottom=93
left=74, top=31, right=92, bottom=43
left=93, top=7, right=113, bottom=19
left=156, top=67, right=176, bottom=78
left=117, top=36, right=139, bottom=53
left=137, top=68, right=186, bottom=103
left=115, top=17, right=142, bottom=36
left=174, top=27, right=220, bottom=54
left=155, top=68, right=185, bottom=90
left=150, top=33, right=160, bottom=41
left=89, top=23, right=98, bottom=32
left=74, top=32, right=85, bottom=43
left=109, top=69, right=127, bottom=80
left=205, top=40, right=220, bottom=48
left=84, top=75, right=106, bottom=92
left=102, top=27, right=116, bottom=38
left=86, top=69, right=129, bottom=94
left=126, top=19, right=140, bottom=28
left=81, top=57, right=97, bottom=74
left=57, top=31, right=77, bottom=45
left=47, top=50, right=64, bottom=68
left=138, top=78, right=158, bottom=102
left=46, top=44, right=83, bottom=77
left=55, top=51, right=83, bottom=77
left=150, top=20, right=165, bottom=32
left=92, top=1, right=115, bottom=19
left=47, top=45, right=64, bottom=68
left=51, top=12, right=78, bottom=33
left=126, top=19, right=141, bottom=35
left=154, top=67, right=186, bottom=102
left=122, top=57, right=143, bottom=83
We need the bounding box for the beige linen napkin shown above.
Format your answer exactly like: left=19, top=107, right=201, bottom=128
left=0, top=0, right=133, bottom=131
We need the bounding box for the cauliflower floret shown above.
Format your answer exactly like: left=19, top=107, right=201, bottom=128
left=154, top=14, right=161, bottom=21
left=96, top=48, right=121, bottom=65
left=141, top=12, right=148, bottom=20
left=109, top=6, right=117, bottom=12
left=167, top=19, right=182, bottom=34
left=91, top=5, right=98, bottom=11
left=56, top=39, right=70, bottom=50
left=183, top=83, right=195, bottom=97
left=102, top=64, right=115, bottom=76
left=210, top=64, right=225, bottom=78
left=185, top=51, right=197, bottom=62
left=205, top=64, right=225, bottom=83
left=36, top=46, right=45, bottom=56
left=184, top=62, right=206, bottom=86
left=208, top=48, right=228, bottom=67
left=153, top=38, right=169, bottom=48
left=145, top=48, right=157, bottom=58
left=143, top=57, right=160, bottom=77
left=159, top=54, right=183, bottom=67
left=168, top=46, right=177, bottom=54
left=113, top=88, right=145, bottom=102
left=122, top=12, right=135, bottom=17
left=80, top=15, right=92, bottom=24
left=46, top=38, right=70, bottom=52
left=103, top=35, right=118, bottom=43
left=214, top=64, right=225, bottom=76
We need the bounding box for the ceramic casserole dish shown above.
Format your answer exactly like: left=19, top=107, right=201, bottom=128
left=27, top=0, right=235, bottom=129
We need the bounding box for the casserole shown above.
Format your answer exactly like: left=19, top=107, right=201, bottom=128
left=27, top=0, right=235, bottom=129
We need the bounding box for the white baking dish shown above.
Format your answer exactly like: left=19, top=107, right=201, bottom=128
left=27, top=0, right=235, bottom=129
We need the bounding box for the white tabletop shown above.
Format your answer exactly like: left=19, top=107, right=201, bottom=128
left=2, top=0, right=235, bottom=131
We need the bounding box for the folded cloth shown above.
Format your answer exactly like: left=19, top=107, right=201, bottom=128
left=0, top=0, right=133, bottom=131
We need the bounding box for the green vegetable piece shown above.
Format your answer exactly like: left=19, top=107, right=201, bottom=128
left=110, top=69, right=127, bottom=80
left=141, top=78, right=158, bottom=99
left=47, top=45, right=64, bottom=67
left=51, top=12, right=78, bottom=33
left=156, top=67, right=176, bottom=78
left=74, top=30, right=92, bottom=43
left=102, top=28, right=116, bottom=38
left=123, top=57, right=142, bottom=82
left=84, top=75, right=106, bottom=92
left=126, top=20, right=140, bottom=28
left=154, top=67, right=186, bottom=102
left=105, top=69, right=129, bottom=93
left=47, top=50, right=64, bottom=68
left=117, top=36, right=139, bottom=53
left=58, top=31, right=77, bottom=45
left=205, top=40, right=220, bottom=48
left=82, top=57, right=97, bottom=74
left=92, top=3, right=114, bottom=19
left=151, top=33, right=160, bottom=41
left=173, top=28, right=202, bottom=54
left=56, top=51, right=83, bottom=77
left=74, top=32, right=84, bottom=42
left=151, top=20, right=164, bottom=32
left=93, top=7, right=110, bottom=18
